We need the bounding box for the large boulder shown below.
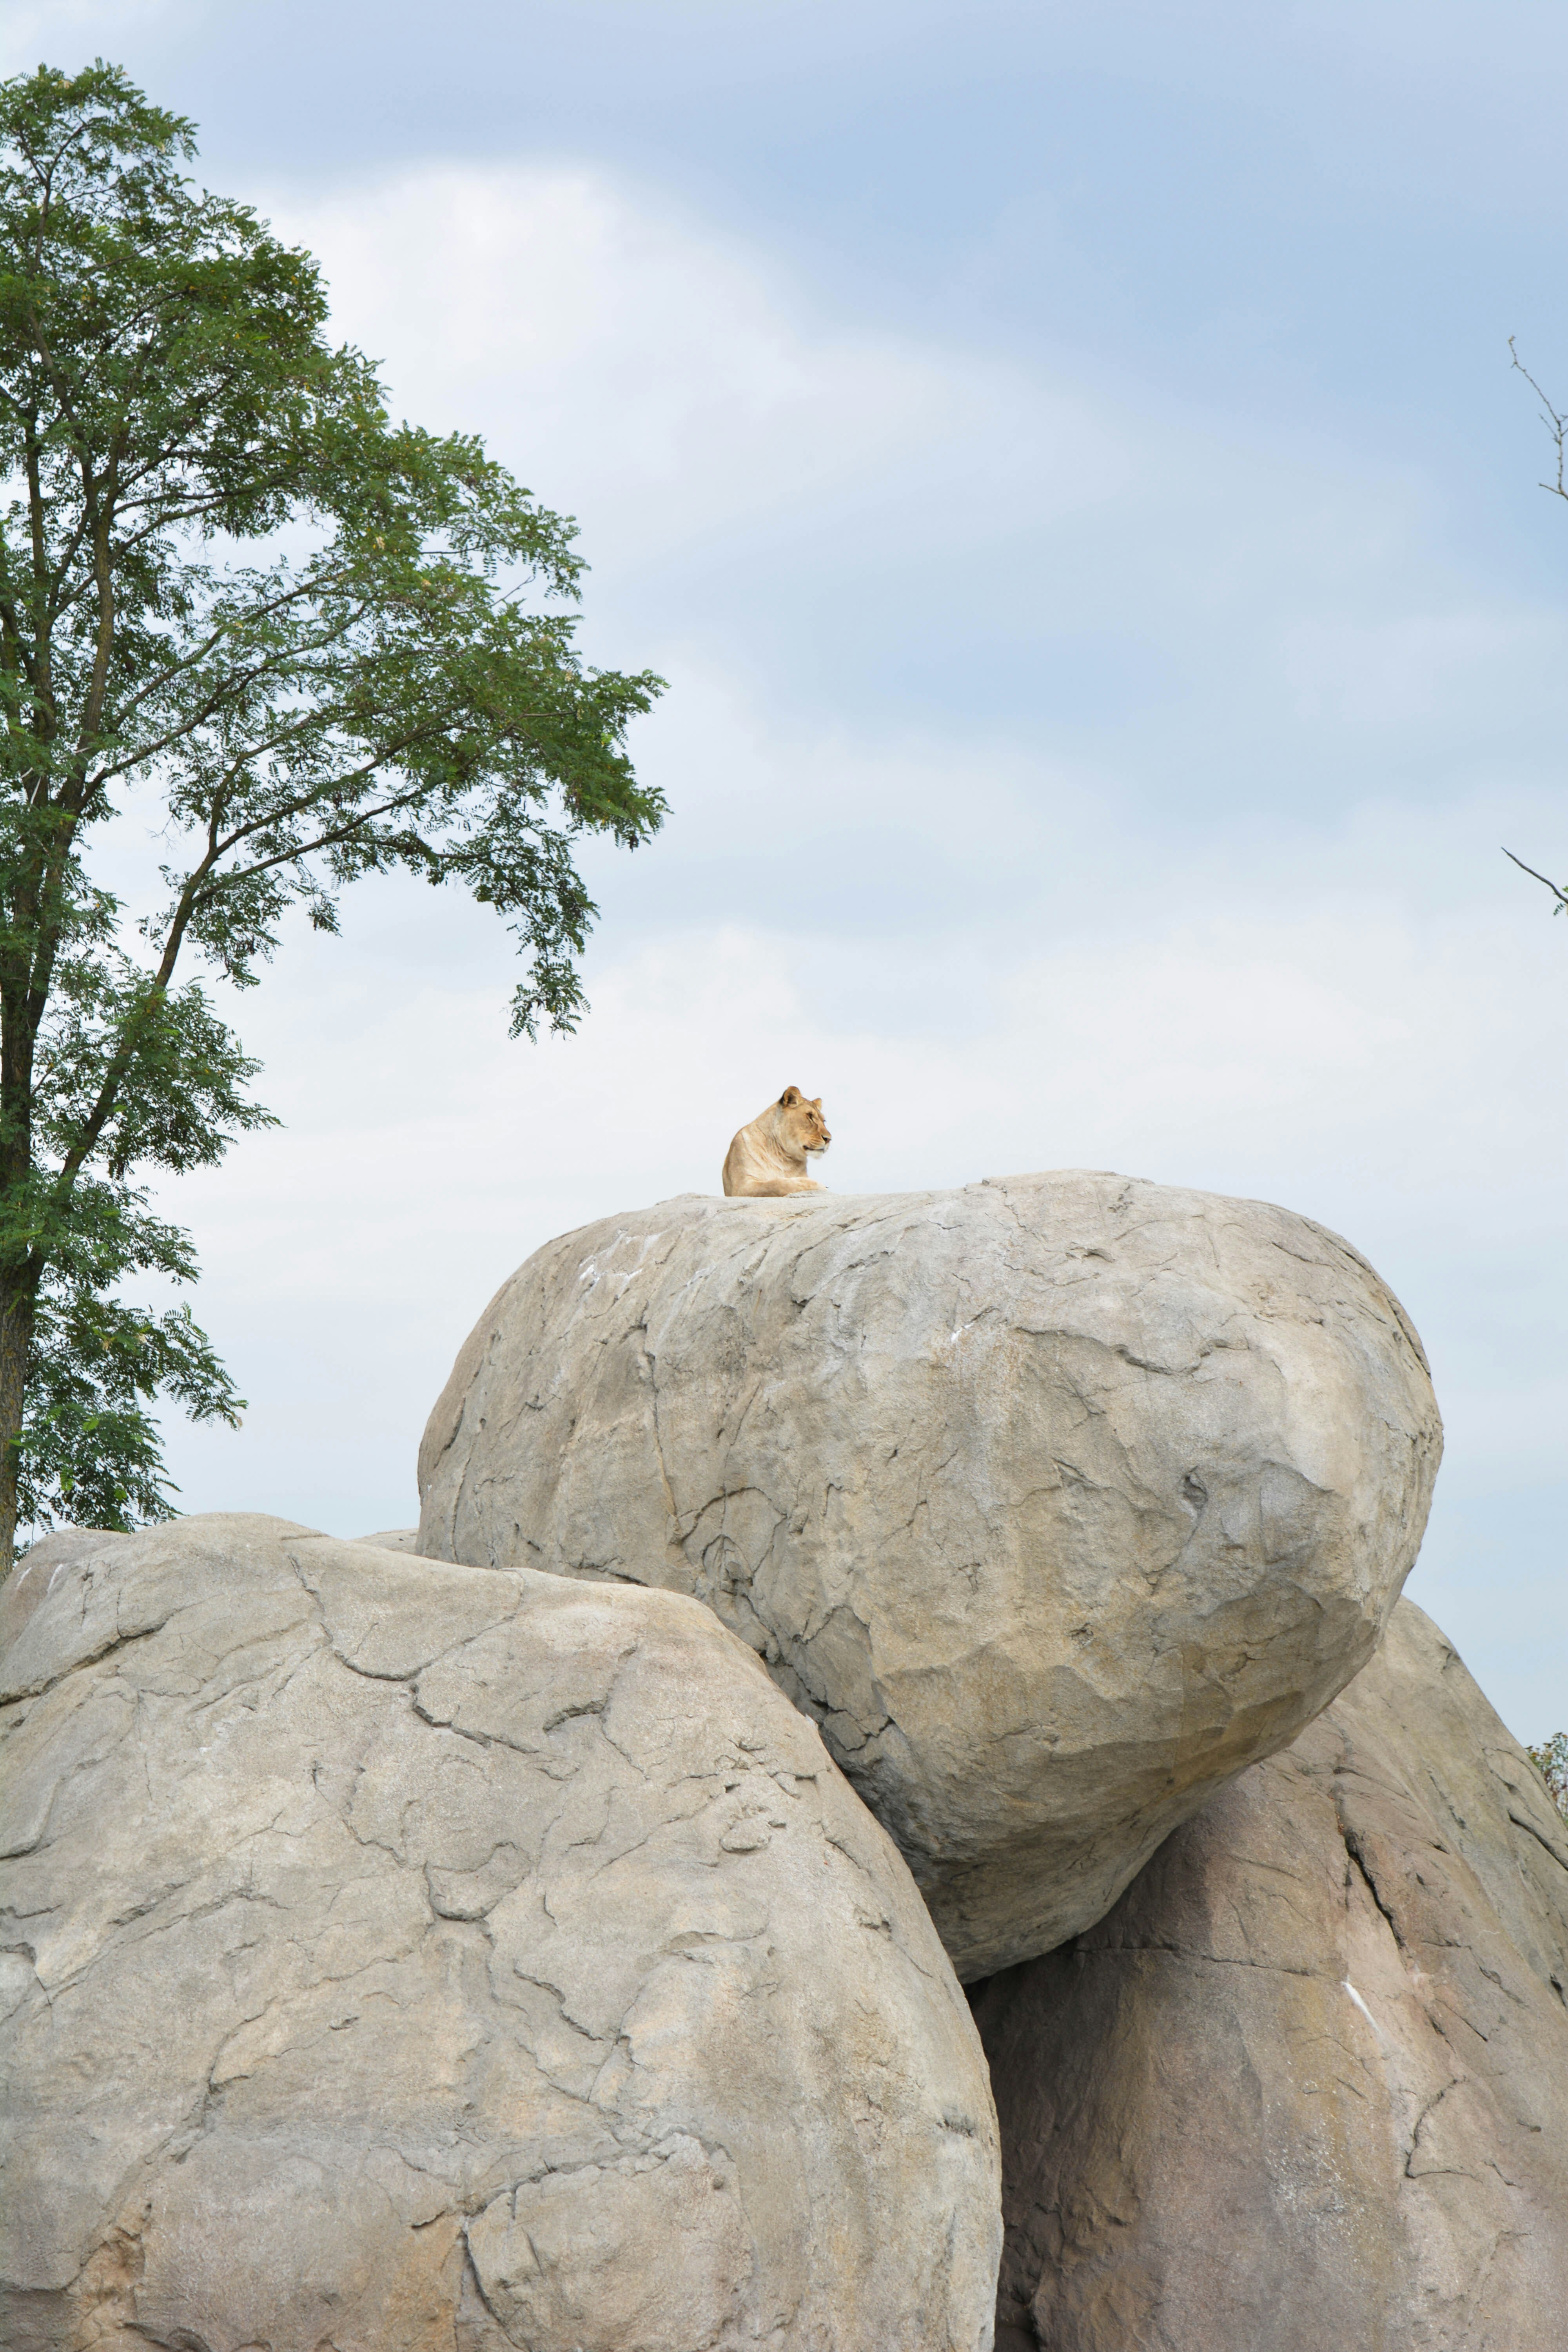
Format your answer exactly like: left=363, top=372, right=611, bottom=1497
left=0, top=1514, right=1000, bottom=2352
left=0, top=1526, right=122, bottom=1657
left=971, top=1598, right=1568, bottom=2352
left=417, top=1174, right=1442, bottom=1977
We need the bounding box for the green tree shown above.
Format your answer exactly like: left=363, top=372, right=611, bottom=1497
left=0, top=63, right=665, bottom=1558
left=1526, top=1732, right=1568, bottom=1823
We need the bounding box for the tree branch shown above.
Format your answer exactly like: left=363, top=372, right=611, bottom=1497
left=1502, top=845, right=1568, bottom=914
left=1510, top=338, right=1568, bottom=501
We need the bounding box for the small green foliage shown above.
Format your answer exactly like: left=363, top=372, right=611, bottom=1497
left=22, top=1279, right=243, bottom=1532
left=1526, top=1732, right=1568, bottom=1822
left=0, top=62, right=666, bottom=1552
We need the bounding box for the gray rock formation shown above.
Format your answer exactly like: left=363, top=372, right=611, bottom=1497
left=352, top=1524, right=424, bottom=1553
left=971, top=1598, right=1568, bottom=2352
left=0, top=1526, right=122, bottom=1657
left=1, top=1513, right=1000, bottom=2352
left=417, top=1174, right=1441, bottom=1977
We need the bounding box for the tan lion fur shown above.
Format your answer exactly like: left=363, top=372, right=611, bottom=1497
left=722, top=1087, right=832, bottom=1197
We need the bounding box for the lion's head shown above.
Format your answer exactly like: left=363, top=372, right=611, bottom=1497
left=775, top=1086, right=831, bottom=1156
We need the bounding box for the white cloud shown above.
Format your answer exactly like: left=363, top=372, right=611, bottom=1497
left=256, top=155, right=1568, bottom=879
left=27, top=149, right=1554, bottom=1743
left=272, top=162, right=1129, bottom=584
left=151, top=726, right=1566, bottom=1464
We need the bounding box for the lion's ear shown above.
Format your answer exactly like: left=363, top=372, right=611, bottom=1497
left=811, top=1098, right=822, bottom=1110
left=779, top=1086, right=802, bottom=1107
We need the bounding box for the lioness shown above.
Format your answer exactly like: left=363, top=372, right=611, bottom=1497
left=722, top=1087, right=832, bottom=1197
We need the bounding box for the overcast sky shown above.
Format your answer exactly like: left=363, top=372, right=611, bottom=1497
left=9, top=1, right=1566, bottom=1739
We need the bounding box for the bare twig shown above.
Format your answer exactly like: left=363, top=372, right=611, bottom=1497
left=1510, top=338, right=1568, bottom=501
left=1502, top=846, right=1568, bottom=915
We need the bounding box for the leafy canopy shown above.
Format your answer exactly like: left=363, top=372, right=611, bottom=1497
left=0, top=61, right=665, bottom=1548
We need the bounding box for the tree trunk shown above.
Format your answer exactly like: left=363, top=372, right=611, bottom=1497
left=0, top=1277, right=35, bottom=1566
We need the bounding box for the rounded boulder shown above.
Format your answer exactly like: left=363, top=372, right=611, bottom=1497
left=0, top=1514, right=1000, bottom=2351
left=419, top=1172, right=1441, bottom=1977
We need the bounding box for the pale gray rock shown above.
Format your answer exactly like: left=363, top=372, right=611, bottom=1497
left=0, top=1514, right=1000, bottom=2352
left=0, top=1527, right=123, bottom=1659
left=417, top=1174, right=1442, bottom=1977
left=352, top=1524, right=424, bottom=1553
left=972, top=1599, right=1568, bottom=2352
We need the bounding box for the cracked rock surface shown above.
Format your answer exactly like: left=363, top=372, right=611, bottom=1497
left=971, top=1598, right=1568, bottom=2352
left=0, top=1513, right=1000, bottom=2352
left=416, top=1173, right=1441, bottom=1977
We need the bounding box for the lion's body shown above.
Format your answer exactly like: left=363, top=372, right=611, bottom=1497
left=722, top=1088, right=832, bottom=1197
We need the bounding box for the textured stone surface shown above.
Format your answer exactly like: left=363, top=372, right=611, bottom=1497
left=0, top=1528, right=122, bottom=1659
left=972, top=1598, right=1568, bottom=2352
left=0, top=1513, right=1000, bottom=2352
left=417, top=1173, right=1442, bottom=1976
